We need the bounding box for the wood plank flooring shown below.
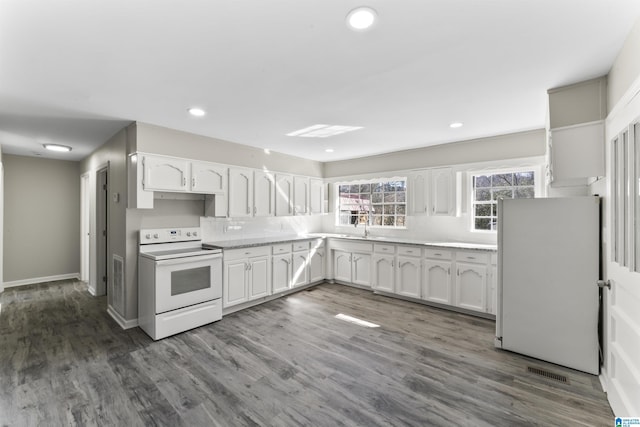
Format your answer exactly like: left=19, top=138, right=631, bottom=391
left=0, top=280, right=614, bottom=426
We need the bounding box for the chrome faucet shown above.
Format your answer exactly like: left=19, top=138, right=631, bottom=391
left=355, top=208, right=370, bottom=238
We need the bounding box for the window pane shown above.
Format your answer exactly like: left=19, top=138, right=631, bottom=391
left=475, top=189, right=491, bottom=201
left=492, top=174, right=513, bottom=186
left=371, top=204, right=383, bottom=214
left=339, top=185, right=350, bottom=193
left=397, top=205, right=406, bottom=215
left=372, top=183, right=383, bottom=192
left=514, top=172, right=534, bottom=185
left=337, top=178, right=407, bottom=229
left=372, top=215, right=382, bottom=226
left=384, top=192, right=396, bottom=202
left=384, top=205, right=395, bottom=215
left=475, top=218, right=491, bottom=230
left=492, top=203, right=497, bottom=216
left=475, top=203, right=491, bottom=217
left=397, top=215, right=406, bottom=226
left=493, top=189, right=513, bottom=200
left=383, top=215, right=395, bottom=226
left=396, top=191, right=406, bottom=202
left=515, top=187, right=535, bottom=198
left=349, top=184, right=359, bottom=193
left=371, top=193, right=382, bottom=203
left=475, top=175, right=491, bottom=188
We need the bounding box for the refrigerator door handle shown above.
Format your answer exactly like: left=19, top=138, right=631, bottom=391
left=597, top=280, right=611, bottom=290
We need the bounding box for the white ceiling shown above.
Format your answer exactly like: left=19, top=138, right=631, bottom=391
left=1, top=1, right=640, bottom=162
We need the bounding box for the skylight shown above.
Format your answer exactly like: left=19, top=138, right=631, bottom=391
left=286, top=124, right=363, bottom=138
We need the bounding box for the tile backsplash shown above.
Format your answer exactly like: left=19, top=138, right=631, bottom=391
left=200, top=215, right=324, bottom=243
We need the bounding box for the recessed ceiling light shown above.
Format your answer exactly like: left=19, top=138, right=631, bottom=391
left=346, top=7, right=377, bottom=31
left=188, top=107, right=206, bottom=117
left=449, top=122, right=463, bottom=129
left=287, top=124, right=363, bottom=138
left=264, top=148, right=271, bottom=155
left=325, top=148, right=334, bottom=153
left=43, top=144, right=72, bottom=152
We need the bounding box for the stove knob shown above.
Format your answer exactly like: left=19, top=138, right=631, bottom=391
left=193, top=231, right=198, bottom=237
left=145, top=234, right=151, bottom=239
left=186, top=232, right=191, bottom=237
left=153, top=233, right=159, bottom=239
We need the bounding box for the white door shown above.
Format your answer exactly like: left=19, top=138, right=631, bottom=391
left=223, top=259, right=248, bottom=307
left=80, top=173, right=91, bottom=282
left=272, top=254, right=292, bottom=293
left=143, top=155, right=189, bottom=192
left=372, top=255, right=395, bottom=293
left=455, top=262, right=486, bottom=312
left=228, top=168, right=254, bottom=218
left=248, top=256, right=270, bottom=299
left=396, top=256, right=421, bottom=298
left=254, top=171, right=275, bottom=217
left=292, top=251, right=309, bottom=287
left=422, top=260, right=452, bottom=304
left=191, top=161, right=227, bottom=193
left=275, top=174, right=294, bottom=216
left=333, top=251, right=352, bottom=283
left=352, top=253, right=371, bottom=287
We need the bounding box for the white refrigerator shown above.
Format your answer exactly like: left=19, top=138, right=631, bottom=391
left=495, top=196, right=600, bottom=375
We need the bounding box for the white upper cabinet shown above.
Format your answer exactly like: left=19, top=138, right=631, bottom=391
left=549, top=121, right=605, bottom=183
left=309, top=178, right=324, bottom=214
left=430, top=167, right=455, bottom=216
left=254, top=170, right=275, bottom=217
left=228, top=167, right=254, bottom=218
left=275, top=174, right=294, bottom=216
left=409, top=171, right=429, bottom=215
left=191, top=161, right=227, bottom=194
left=143, top=155, right=189, bottom=192
left=293, top=176, right=309, bottom=215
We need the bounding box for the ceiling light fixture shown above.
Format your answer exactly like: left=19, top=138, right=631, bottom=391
left=449, top=122, right=463, bottom=129
left=286, top=124, right=363, bottom=138
left=188, top=107, right=206, bottom=117
left=325, top=148, right=334, bottom=153
left=43, top=143, right=72, bottom=152
left=346, top=7, right=377, bottom=31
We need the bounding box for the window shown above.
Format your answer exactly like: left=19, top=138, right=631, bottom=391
left=337, top=179, right=406, bottom=227
left=472, top=170, right=535, bottom=231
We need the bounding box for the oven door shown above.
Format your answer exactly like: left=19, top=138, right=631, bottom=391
left=154, top=253, right=222, bottom=314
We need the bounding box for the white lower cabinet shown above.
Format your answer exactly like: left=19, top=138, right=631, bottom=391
left=372, top=254, right=395, bottom=293
left=272, top=253, right=292, bottom=294
left=309, top=247, right=326, bottom=283
left=223, top=247, right=271, bottom=308
left=333, top=250, right=372, bottom=287
left=292, top=250, right=310, bottom=287
left=396, top=256, right=421, bottom=298
left=454, top=259, right=488, bottom=312
left=422, top=260, right=452, bottom=305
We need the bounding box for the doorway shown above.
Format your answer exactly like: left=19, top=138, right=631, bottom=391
left=80, top=173, right=90, bottom=283
left=96, top=166, right=108, bottom=296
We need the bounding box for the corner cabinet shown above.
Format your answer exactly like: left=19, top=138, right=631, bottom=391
left=333, top=249, right=372, bottom=287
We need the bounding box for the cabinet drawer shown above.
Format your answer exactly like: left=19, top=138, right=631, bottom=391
left=424, top=248, right=453, bottom=260
left=374, top=243, right=395, bottom=254
left=329, top=239, right=373, bottom=253
left=292, top=241, right=309, bottom=252
left=309, top=238, right=325, bottom=250
left=397, top=245, right=421, bottom=257
left=456, top=251, right=490, bottom=264
left=272, top=243, right=292, bottom=255
left=224, top=246, right=270, bottom=260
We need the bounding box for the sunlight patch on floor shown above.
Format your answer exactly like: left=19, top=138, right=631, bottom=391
left=335, top=313, right=380, bottom=328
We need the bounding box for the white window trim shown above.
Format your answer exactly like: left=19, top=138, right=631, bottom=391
left=467, top=165, right=544, bottom=233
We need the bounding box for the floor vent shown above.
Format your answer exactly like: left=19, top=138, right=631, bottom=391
left=527, top=366, right=569, bottom=383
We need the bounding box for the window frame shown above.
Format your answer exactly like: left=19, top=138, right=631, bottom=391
left=334, top=177, right=408, bottom=229
left=468, top=166, right=543, bottom=233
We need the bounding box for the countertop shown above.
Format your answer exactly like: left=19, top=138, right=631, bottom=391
left=203, top=233, right=497, bottom=252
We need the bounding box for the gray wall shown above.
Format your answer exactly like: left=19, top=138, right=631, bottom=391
left=323, top=129, right=546, bottom=178
left=548, top=77, right=607, bottom=129
left=608, top=17, right=640, bottom=113
left=3, top=154, right=80, bottom=283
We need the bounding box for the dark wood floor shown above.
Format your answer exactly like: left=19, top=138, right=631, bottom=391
left=0, top=280, right=613, bottom=426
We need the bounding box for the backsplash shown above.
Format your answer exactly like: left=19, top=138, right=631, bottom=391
left=200, top=215, right=324, bottom=243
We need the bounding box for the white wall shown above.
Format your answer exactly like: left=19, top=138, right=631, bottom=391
left=601, top=16, right=640, bottom=417
left=3, top=154, right=80, bottom=285
left=0, top=146, right=3, bottom=293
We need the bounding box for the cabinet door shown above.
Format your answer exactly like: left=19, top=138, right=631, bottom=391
left=309, top=178, right=324, bottom=214
left=275, top=174, right=294, bottom=216
left=191, top=161, right=227, bottom=193
left=293, top=176, right=309, bottom=215
left=489, top=264, right=498, bottom=315
left=309, top=248, right=325, bottom=283
left=396, top=256, right=421, bottom=298
left=352, top=253, right=371, bottom=287
left=228, top=168, right=254, bottom=217
left=431, top=168, right=454, bottom=216
left=333, top=251, right=352, bottom=283
left=372, top=255, right=395, bottom=293
left=223, top=260, right=248, bottom=307
left=292, top=251, right=310, bottom=287
left=455, top=262, right=487, bottom=312
left=422, top=260, right=452, bottom=304
left=409, top=171, right=428, bottom=215
left=272, top=254, right=292, bottom=293
left=254, top=171, right=275, bottom=217
left=248, top=256, right=270, bottom=300
left=143, top=155, right=189, bottom=192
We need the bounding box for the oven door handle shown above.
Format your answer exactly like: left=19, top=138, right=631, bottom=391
left=155, top=253, right=222, bottom=266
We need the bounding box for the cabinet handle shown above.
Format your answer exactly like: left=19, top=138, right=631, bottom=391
left=183, top=177, right=187, bottom=187
left=424, top=206, right=427, bottom=213
left=434, top=253, right=441, bottom=256
left=467, top=256, right=476, bottom=260
left=457, top=269, right=460, bottom=276
left=254, top=206, right=257, bottom=215
left=191, top=177, right=196, bottom=188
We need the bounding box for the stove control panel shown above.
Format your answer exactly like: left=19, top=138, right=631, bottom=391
left=139, top=227, right=201, bottom=244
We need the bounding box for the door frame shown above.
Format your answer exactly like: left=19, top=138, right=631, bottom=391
left=95, top=165, right=108, bottom=296
left=80, top=172, right=90, bottom=283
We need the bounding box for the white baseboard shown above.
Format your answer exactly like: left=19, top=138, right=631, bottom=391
left=3, top=273, right=80, bottom=288
left=107, top=305, right=138, bottom=330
